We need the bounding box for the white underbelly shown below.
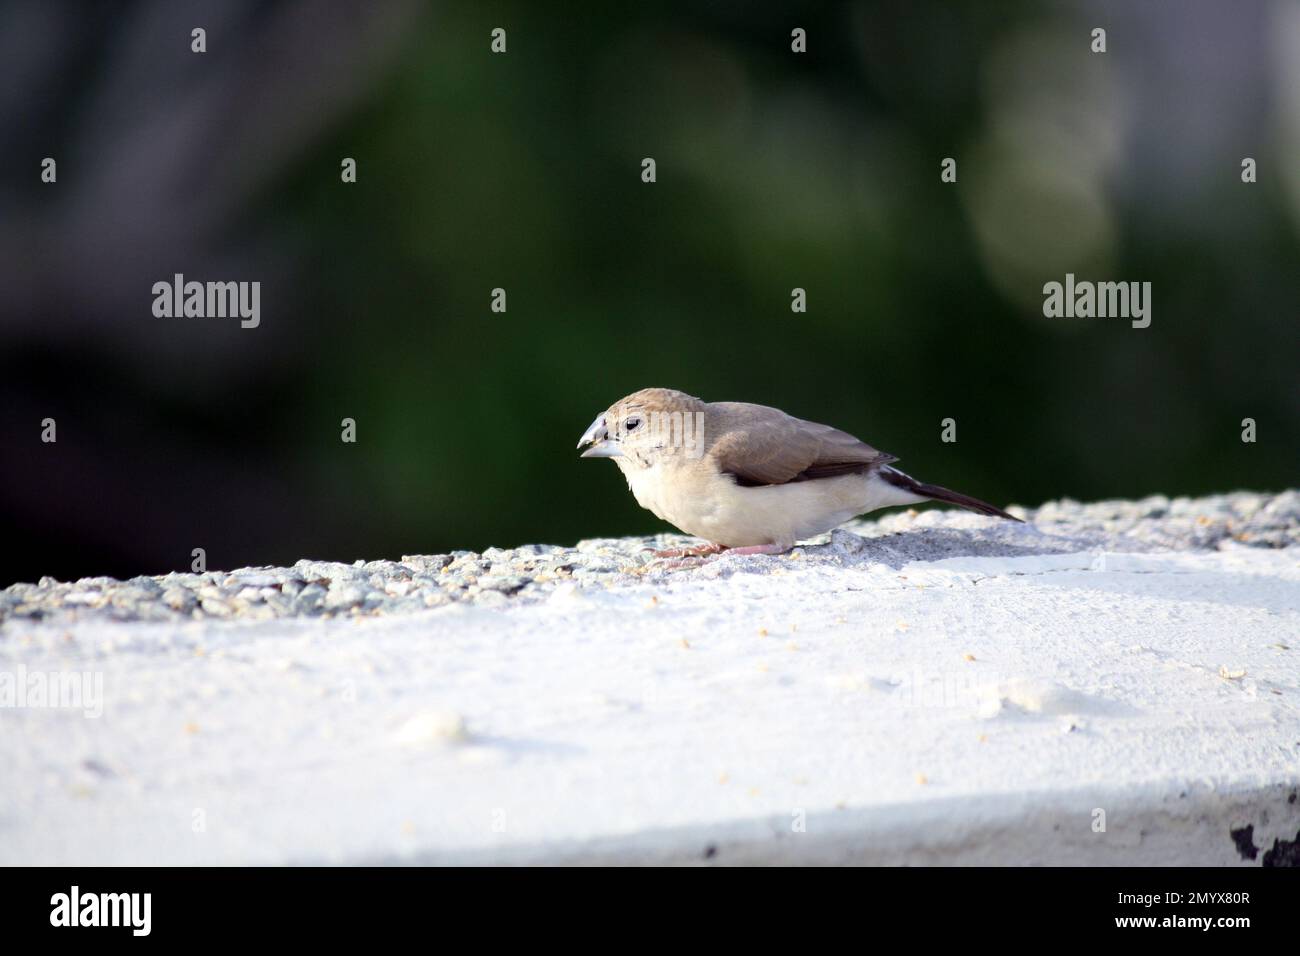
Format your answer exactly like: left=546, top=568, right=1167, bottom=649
left=625, top=467, right=922, bottom=548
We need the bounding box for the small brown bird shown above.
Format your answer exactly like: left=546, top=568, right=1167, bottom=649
left=577, top=387, right=1020, bottom=556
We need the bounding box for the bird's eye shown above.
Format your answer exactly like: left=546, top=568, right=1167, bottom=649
left=625, top=417, right=641, bottom=431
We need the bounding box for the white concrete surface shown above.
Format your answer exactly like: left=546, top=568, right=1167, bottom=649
left=2, top=534, right=1298, bottom=864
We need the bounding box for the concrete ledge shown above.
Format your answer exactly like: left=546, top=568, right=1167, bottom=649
left=1, top=492, right=1297, bottom=865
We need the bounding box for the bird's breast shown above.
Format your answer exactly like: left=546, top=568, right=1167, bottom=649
left=616, top=460, right=701, bottom=524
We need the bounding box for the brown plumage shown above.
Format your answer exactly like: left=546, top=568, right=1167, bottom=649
left=707, top=403, right=897, bottom=486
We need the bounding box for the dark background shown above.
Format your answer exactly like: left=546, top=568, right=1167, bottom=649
left=1, top=0, right=1296, bottom=586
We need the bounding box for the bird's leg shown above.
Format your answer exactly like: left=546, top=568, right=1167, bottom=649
left=647, top=542, right=790, bottom=569
left=720, top=544, right=791, bottom=556
left=647, top=541, right=725, bottom=559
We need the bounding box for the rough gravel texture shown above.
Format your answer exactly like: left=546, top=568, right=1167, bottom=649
left=3, top=490, right=1297, bottom=624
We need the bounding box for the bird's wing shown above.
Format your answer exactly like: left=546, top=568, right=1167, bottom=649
left=706, top=402, right=897, bottom=487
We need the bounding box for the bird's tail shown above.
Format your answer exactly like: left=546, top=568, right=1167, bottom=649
left=878, top=466, right=1022, bottom=522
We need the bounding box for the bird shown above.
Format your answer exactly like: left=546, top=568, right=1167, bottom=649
left=576, top=387, right=1021, bottom=557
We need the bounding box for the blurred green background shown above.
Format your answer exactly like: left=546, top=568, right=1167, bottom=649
left=1, top=0, right=1296, bottom=583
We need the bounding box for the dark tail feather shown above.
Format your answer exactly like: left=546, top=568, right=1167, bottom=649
left=879, top=467, right=1022, bottom=522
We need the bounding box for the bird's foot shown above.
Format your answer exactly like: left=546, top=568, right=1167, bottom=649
left=646, top=542, right=725, bottom=559
left=720, top=544, right=791, bottom=557
left=645, top=541, right=790, bottom=570
left=651, top=557, right=709, bottom=571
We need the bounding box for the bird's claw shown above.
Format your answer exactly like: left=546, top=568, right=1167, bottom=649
left=649, top=556, right=709, bottom=571
left=646, top=542, right=725, bottom=559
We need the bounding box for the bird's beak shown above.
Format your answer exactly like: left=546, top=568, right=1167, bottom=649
left=577, top=414, right=623, bottom=458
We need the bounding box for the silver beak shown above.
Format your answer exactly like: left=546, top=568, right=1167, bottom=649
left=577, top=414, right=623, bottom=458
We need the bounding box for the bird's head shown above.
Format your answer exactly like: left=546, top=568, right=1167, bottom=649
left=576, top=388, right=706, bottom=469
